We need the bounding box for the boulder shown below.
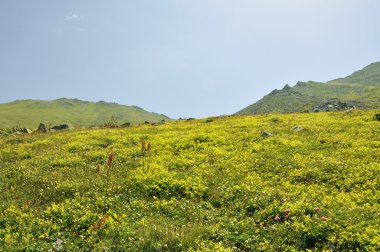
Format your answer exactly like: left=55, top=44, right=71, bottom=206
left=51, top=124, right=71, bottom=131
left=121, top=122, right=131, bottom=127
left=37, top=123, right=47, bottom=133
left=291, top=126, right=305, bottom=132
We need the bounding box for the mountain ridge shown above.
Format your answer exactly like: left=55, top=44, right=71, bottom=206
left=237, top=61, right=380, bottom=115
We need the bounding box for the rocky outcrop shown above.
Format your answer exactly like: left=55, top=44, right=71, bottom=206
left=18, top=128, right=33, bottom=134
left=313, top=101, right=354, bottom=112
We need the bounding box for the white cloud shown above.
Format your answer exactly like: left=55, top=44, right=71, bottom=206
left=65, top=14, right=80, bottom=21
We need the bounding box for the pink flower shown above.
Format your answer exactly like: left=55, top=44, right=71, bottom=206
left=274, top=216, right=281, bottom=221
left=284, top=209, right=290, bottom=214
left=321, top=217, right=327, bottom=221
left=285, top=215, right=289, bottom=219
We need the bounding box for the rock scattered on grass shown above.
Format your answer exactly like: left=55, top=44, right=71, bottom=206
left=51, top=124, right=72, bottom=131
left=261, top=131, right=272, bottom=137
left=291, top=126, right=305, bottom=132
left=374, top=114, right=380, bottom=121
left=37, top=123, right=47, bottom=133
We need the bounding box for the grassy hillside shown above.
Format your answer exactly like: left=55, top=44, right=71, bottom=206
left=1, top=110, right=379, bottom=251
left=237, top=62, right=380, bottom=115
left=0, top=98, right=170, bottom=129
left=331, top=61, right=380, bottom=85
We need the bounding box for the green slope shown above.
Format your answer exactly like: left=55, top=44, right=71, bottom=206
left=0, top=98, right=170, bottom=129
left=237, top=62, right=380, bottom=115
left=331, top=61, right=380, bottom=85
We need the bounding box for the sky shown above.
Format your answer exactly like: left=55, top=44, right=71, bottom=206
left=0, top=0, right=379, bottom=119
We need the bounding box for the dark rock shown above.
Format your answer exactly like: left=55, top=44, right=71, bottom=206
left=261, top=131, right=272, bottom=137
left=37, top=123, right=47, bottom=133
left=205, top=119, right=213, bottom=123
left=121, top=122, right=131, bottom=127
left=374, top=114, right=380, bottom=121
left=187, top=118, right=195, bottom=121
left=144, top=121, right=150, bottom=125
left=19, top=128, right=33, bottom=134
left=51, top=124, right=71, bottom=131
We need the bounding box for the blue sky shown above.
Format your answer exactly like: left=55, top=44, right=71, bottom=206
left=0, top=0, right=379, bottom=118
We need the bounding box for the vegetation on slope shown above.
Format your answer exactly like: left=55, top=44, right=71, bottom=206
left=237, top=62, right=380, bottom=115
left=0, top=98, right=170, bottom=129
left=1, top=110, right=379, bottom=251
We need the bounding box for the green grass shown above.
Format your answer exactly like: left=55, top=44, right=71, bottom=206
left=1, top=110, right=379, bottom=251
left=237, top=62, right=380, bottom=115
left=0, top=98, right=170, bottom=129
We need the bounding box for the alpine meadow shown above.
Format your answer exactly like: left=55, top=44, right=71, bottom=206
left=1, top=110, right=380, bottom=251
left=1, top=1, right=380, bottom=251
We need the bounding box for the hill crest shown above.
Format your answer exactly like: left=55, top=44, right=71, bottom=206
left=0, top=98, right=170, bottom=129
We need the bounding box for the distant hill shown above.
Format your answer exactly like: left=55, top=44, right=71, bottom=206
left=237, top=62, right=380, bottom=115
left=0, top=98, right=170, bottom=129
